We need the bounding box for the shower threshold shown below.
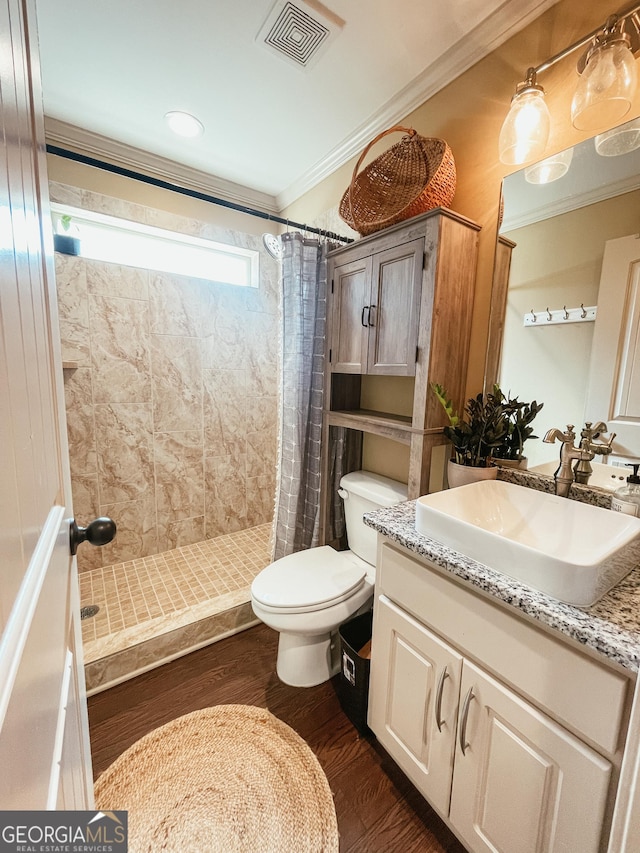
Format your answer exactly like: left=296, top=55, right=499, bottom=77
left=79, top=524, right=272, bottom=694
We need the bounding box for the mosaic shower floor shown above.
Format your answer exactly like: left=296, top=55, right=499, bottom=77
left=79, top=523, right=272, bottom=693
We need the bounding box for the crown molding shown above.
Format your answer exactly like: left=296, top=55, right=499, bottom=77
left=501, top=173, right=640, bottom=232
left=44, top=117, right=280, bottom=215
left=276, top=0, right=562, bottom=209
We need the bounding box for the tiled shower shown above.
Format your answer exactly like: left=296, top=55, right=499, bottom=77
left=52, top=180, right=279, bottom=690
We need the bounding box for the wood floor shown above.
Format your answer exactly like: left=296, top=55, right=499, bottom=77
left=88, top=622, right=467, bottom=853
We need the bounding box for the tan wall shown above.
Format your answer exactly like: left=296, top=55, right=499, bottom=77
left=51, top=180, right=278, bottom=570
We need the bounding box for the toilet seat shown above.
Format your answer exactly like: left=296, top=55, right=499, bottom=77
left=251, top=546, right=367, bottom=614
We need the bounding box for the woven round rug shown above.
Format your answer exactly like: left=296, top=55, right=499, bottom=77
left=94, top=704, right=339, bottom=853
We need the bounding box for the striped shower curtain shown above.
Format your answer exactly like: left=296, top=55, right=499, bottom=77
left=272, top=232, right=357, bottom=560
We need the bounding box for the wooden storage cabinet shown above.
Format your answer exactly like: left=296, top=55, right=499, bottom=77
left=330, top=238, right=423, bottom=376
left=321, top=208, right=481, bottom=529
left=368, top=543, right=626, bottom=853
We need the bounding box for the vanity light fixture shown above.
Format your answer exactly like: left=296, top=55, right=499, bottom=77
left=499, top=3, right=640, bottom=165
left=164, top=110, right=205, bottom=138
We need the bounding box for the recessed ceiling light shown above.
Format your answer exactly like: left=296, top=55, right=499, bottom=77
left=164, top=111, right=204, bottom=138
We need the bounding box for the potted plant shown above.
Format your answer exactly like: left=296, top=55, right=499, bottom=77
left=431, top=383, right=509, bottom=487
left=53, top=213, right=80, bottom=255
left=491, top=388, right=544, bottom=469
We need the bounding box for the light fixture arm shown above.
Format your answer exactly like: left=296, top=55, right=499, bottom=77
left=528, top=2, right=640, bottom=80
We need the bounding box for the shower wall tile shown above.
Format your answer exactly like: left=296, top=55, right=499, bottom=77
left=247, top=429, right=277, bottom=479
left=154, top=430, right=204, bottom=521
left=157, top=516, right=205, bottom=553
left=151, top=334, right=202, bottom=432
left=203, top=368, right=246, bottom=457
left=71, top=473, right=102, bottom=572
left=95, top=402, right=154, bottom=504
left=99, top=495, right=158, bottom=565
left=90, top=295, right=151, bottom=403
left=246, top=358, right=278, bottom=398
left=149, top=274, right=210, bottom=337
left=87, top=260, right=149, bottom=300
left=63, top=368, right=96, bottom=476
left=54, top=182, right=277, bottom=563
left=246, top=473, right=276, bottom=528
left=55, top=254, right=90, bottom=365
left=205, top=452, right=247, bottom=538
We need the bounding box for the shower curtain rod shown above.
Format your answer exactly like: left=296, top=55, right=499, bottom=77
left=46, top=144, right=354, bottom=244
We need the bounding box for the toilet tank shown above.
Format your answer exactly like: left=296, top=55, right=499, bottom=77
left=339, top=470, right=408, bottom=565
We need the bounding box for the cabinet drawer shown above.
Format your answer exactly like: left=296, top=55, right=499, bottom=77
left=378, top=541, right=631, bottom=755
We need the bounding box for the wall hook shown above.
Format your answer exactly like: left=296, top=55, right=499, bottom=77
left=563, top=305, right=569, bottom=320
left=546, top=307, right=552, bottom=321
left=530, top=308, right=537, bottom=323
left=580, top=303, right=587, bottom=318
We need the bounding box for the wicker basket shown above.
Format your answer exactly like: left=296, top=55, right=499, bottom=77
left=339, top=125, right=456, bottom=237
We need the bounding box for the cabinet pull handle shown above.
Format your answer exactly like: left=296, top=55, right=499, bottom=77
left=361, top=305, right=369, bottom=327
left=459, top=687, right=475, bottom=756
left=434, top=666, right=449, bottom=732
left=368, top=304, right=376, bottom=326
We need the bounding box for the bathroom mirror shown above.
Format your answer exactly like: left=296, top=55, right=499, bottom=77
left=486, top=116, right=640, bottom=476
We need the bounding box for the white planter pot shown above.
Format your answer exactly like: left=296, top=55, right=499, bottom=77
left=447, top=460, right=499, bottom=489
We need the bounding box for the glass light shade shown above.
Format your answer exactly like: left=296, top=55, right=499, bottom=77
left=164, top=111, right=204, bottom=138
left=595, top=117, right=640, bottom=156
left=571, top=38, right=638, bottom=131
left=524, top=147, right=574, bottom=184
left=499, top=88, right=551, bottom=166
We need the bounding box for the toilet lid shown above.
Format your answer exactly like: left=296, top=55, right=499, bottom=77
left=251, top=546, right=367, bottom=612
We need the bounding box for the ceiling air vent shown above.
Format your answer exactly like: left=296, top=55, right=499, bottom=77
left=257, top=0, right=343, bottom=70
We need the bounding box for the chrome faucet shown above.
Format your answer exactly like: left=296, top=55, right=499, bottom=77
left=543, top=422, right=616, bottom=496
left=572, top=421, right=616, bottom=485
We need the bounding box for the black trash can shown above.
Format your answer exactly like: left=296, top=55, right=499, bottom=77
left=336, top=610, right=373, bottom=734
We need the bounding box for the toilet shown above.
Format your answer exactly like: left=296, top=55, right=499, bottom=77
left=251, top=470, right=408, bottom=687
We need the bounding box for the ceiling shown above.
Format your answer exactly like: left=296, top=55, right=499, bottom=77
left=35, top=0, right=558, bottom=213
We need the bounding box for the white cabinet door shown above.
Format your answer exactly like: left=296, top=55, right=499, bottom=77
left=368, top=596, right=462, bottom=815
left=450, top=659, right=612, bottom=853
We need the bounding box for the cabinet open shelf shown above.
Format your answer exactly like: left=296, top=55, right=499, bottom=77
left=325, top=409, right=421, bottom=444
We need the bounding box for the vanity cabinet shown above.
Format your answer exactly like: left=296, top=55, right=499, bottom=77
left=320, top=209, right=480, bottom=537
left=369, top=541, right=632, bottom=853
left=329, top=238, right=423, bottom=375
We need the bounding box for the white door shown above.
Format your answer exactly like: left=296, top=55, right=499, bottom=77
left=585, top=233, right=640, bottom=460
left=450, top=660, right=611, bottom=853
left=0, top=0, right=94, bottom=808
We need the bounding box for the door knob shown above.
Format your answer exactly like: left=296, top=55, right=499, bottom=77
left=69, top=517, right=117, bottom=555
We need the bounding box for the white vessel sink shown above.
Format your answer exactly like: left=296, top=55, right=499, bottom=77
left=415, top=479, right=640, bottom=606
left=529, top=460, right=628, bottom=492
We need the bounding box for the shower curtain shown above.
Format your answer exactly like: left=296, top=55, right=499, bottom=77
left=272, top=232, right=358, bottom=560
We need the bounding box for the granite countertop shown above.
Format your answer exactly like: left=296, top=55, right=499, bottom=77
left=363, top=499, right=640, bottom=674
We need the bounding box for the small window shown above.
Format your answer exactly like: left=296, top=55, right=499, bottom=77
left=50, top=203, right=259, bottom=288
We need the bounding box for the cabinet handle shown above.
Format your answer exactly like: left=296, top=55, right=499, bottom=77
left=459, top=686, right=475, bottom=756
left=368, top=304, right=376, bottom=326
left=361, top=305, right=369, bottom=327
left=434, top=666, right=449, bottom=732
